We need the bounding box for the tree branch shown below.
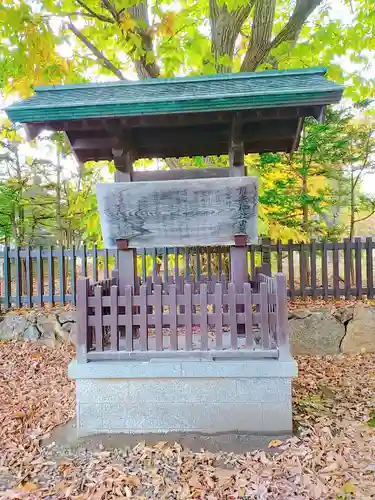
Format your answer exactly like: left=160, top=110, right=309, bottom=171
left=241, top=0, right=276, bottom=73
left=128, top=1, right=160, bottom=78
left=241, top=0, right=323, bottom=72
left=68, top=22, right=127, bottom=80
left=210, top=0, right=255, bottom=73
left=74, top=0, right=114, bottom=23
left=354, top=207, right=375, bottom=224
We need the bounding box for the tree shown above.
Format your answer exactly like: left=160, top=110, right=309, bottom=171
left=0, top=1, right=373, bottom=100
left=341, top=113, right=375, bottom=240
left=252, top=109, right=351, bottom=241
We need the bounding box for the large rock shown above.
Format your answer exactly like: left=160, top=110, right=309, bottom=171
left=342, top=303, right=375, bottom=353
left=289, top=308, right=345, bottom=355
left=0, top=315, right=29, bottom=341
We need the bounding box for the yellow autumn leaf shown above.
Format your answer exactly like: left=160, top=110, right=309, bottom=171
left=121, top=17, right=135, bottom=31
left=268, top=439, right=283, bottom=448
left=18, top=481, right=38, bottom=492
left=342, top=482, right=356, bottom=494
left=13, top=411, right=25, bottom=419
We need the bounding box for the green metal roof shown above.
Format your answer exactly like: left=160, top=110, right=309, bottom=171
left=6, top=67, right=343, bottom=124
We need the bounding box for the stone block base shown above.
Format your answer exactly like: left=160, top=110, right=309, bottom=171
left=68, top=358, right=297, bottom=436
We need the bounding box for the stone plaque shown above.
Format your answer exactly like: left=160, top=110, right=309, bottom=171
left=96, top=177, right=258, bottom=248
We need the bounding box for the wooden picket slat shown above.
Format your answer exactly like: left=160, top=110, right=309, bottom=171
left=163, top=248, right=168, bottom=284
left=244, top=282, right=253, bottom=348
left=287, top=240, right=295, bottom=299
left=103, top=249, right=109, bottom=279
left=332, top=240, right=340, bottom=299
left=196, top=247, right=201, bottom=282
left=344, top=238, right=351, bottom=299
left=92, top=244, right=98, bottom=282
left=218, top=247, right=223, bottom=276
left=15, top=247, right=21, bottom=309
left=310, top=239, right=317, bottom=299
left=355, top=238, right=362, bottom=298
left=141, top=248, right=147, bottom=283
left=59, top=246, right=65, bottom=305
left=322, top=241, right=328, bottom=300
left=94, top=286, right=103, bottom=351
left=207, top=247, right=212, bottom=279
left=215, top=282, right=223, bottom=349
left=185, top=248, right=190, bottom=280
left=154, top=284, right=163, bottom=351
left=228, top=282, right=237, bottom=349
left=3, top=246, right=10, bottom=309
left=200, top=283, right=208, bottom=350
left=184, top=283, right=193, bottom=350
left=299, top=243, right=306, bottom=297
left=169, top=284, right=177, bottom=350
left=174, top=247, right=179, bottom=281
left=152, top=248, right=158, bottom=282
left=81, top=246, right=87, bottom=277
left=276, top=240, right=282, bottom=273
left=110, top=285, right=119, bottom=351
left=125, top=286, right=133, bottom=351
left=260, top=282, right=270, bottom=349
left=139, top=284, right=148, bottom=350
left=25, top=246, right=32, bottom=308
left=70, top=246, right=76, bottom=306
left=47, top=246, right=54, bottom=306
left=77, top=278, right=89, bottom=362
left=366, top=237, right=373, bottom=298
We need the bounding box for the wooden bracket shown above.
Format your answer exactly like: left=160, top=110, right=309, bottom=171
left=234, top=234, right=248, bottom=246
left=116, top=239, right=130, bottom=250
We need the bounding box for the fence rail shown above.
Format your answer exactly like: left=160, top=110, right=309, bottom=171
left=0, top=237, right=374, bottom=310
left=77, top=273, right=289, bottom=361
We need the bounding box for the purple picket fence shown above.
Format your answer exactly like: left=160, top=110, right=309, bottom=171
left=76, top=272, right=289, bottom=362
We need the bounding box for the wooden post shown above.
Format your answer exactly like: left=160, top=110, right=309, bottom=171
left=230, top=234, right=248, bottom=336
left=275, top=273, right=290, bottom=359
left=77, top=277, right=89, bottom=363
left=261, top=237, right=271, bottom=276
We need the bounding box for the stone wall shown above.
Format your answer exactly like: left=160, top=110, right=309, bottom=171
left=0, top=303, right=374, bottom=355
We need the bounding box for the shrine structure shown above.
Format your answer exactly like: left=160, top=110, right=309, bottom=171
left=7, top=68, right=343, bottom=435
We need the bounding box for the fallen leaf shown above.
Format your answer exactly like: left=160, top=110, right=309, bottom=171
left=18, top=481, right=38, bottom=492
left=13, top=411, right=25, bottom=419
left=268, top=439, right=283, bottom=448
left=214, top=468, right=233, bottom=486
left=342, top=482, right=356, bottom=494
left=153, top=441, right=168, bottom=449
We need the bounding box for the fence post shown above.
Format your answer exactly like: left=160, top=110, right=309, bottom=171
left=230, top=235, right=248, bottom=335
left=3, top=245, right=10, bottom=310
left=275, top=273, right=290, bottom=360
left=261, top=237, right=271, bottom=276
left=366, top=237, right=373, bottom=299
left=77, top=277, right=89, bottom=363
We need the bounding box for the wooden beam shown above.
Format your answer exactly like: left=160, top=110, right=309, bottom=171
left=43, top=106, right=321, bottom=133
left=290, top=117, right=304, bottom=157
left=112, top=149, right=134, bottom=173
left=131, top=167, right=230, bottom=182
left=229, top=113, right=244, bottom=176
left=24, top=124, right=43, bottom=140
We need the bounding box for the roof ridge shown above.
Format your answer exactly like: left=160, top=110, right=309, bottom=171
left=8, top=84, right=340, bottom=112
left=34, top=67, right=327, bottom=92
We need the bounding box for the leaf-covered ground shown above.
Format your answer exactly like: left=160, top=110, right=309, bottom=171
left=0, top=342, right=374, bottom=499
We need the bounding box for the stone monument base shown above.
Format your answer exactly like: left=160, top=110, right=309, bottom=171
left=68, top=358, right=297, bottom=436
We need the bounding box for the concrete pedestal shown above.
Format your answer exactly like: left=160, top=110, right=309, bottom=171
left=69, top=358, right=297, bottom=436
